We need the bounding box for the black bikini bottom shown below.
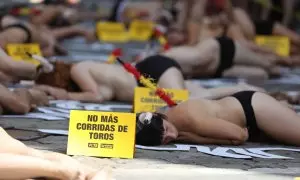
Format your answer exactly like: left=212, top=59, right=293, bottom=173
left=231, top=91, right=260, bottom=141
left=135, top=55, right=182, bottom=86
left=214, top=36, right=236, bottom=78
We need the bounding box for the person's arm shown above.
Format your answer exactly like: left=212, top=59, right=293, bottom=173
left=282, top=0, right=295, bottom=26
left=185, top=104, right=249, bottom=143
left=33, top=85, right=69, bottom=100
left=187, top=0, right=207, bottom=45
left=172, top=0, right=190, bottom=31
left=177, top=131, right=243, bottom=145
left=52, top=26, right=92, bottom=40
left=0, top=48, right=38, bottom=80
left=31, top=5, right=64, bottom=26
left=0, top=153, right=70, bottom=180
left=0, top=86, right=32, bottom=114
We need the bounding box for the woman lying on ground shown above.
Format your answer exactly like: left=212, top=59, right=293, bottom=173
left=136, top=90, right=300, bottom=146
left=231, top=8, right=300, bottom=56
left=33, top=56, right=263, bottom=103
left=0, top=126, right=113, bottom=180
left=167, top=0, right=296, bottom=62
left=142, top=36, right=286, bottom=80
left=0, top=15, right=67, bottom=56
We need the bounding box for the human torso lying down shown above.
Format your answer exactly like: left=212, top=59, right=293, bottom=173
left=34, top=56, right=185, bottom=103
left=136, top=91, right=300, bottom=147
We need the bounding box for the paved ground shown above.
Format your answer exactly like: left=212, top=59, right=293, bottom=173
left=1, top=117, right=300, bottom=180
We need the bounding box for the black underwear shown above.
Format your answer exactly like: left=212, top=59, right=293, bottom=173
left=231, top=91, right=260, bottom=141
left=135, top=55, right=182, bottom=86
left=254, top=20, right=275, bottom=35
left=2, top=23, right=32, bottom=43
left=214, top=36, right=235, bottom=78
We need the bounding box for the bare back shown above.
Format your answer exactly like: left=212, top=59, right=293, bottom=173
left=165, top=98, right=246, bottom=132
left=78, top=62, right=137, bottom=101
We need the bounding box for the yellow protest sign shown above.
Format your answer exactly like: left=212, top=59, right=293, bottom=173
left=134, top=87, right=189, bottom=113
left=67, top=111, right=136, bottom=159
left=20, top=8, right=30, bottom=15
left=255, top=36, right=290, bottom=57
left=96, top=22, right=129, bottom=42
left=6, top=44, right=42, bottom=65
left=129, top=20, right=154, bottom=41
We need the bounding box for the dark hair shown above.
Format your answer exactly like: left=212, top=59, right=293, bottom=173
left=35, top=61, right=80, bottom=92
left=43, top=0, right=65, bottom=5
left=135, top=113, right=166, bottom=146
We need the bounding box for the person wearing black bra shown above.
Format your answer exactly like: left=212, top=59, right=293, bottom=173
left=136, top=90, right=300, bottom=147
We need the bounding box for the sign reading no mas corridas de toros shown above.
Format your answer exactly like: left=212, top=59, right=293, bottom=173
left=134, top=87, right=189, bottom=113
left=67, top=110, right=136, bottom=159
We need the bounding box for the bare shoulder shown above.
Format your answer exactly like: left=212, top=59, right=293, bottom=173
left=168, top=99, right=212, bottom=115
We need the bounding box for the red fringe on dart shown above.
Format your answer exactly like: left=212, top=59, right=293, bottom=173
left=116, top=58, right=177, bottom=107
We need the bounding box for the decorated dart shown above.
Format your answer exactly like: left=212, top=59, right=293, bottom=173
left=116, top=58, right=177, bottom=107
left=106, top=48, right=122, bottom=64
left=153, top=28, right=170, bottom=52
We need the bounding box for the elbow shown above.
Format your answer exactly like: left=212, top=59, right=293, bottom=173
left=231, top=129, right=248, bottom=145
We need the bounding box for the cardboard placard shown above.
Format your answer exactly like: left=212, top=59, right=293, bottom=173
left=6, top=43, right=42, bottom=65
left=134, top=87, right=189, bottom=113
left=67, top=110, right=136, bottom=159
left=255, top=36, right=290, bottom=57
left=129, top=20, right=154, bottom=41
left=96, top=22, right=129, bottom=42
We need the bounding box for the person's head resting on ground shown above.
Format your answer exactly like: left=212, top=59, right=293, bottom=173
left=136, top=111, right=178, bottom=146
left=35, top=60, right=79, bottom=92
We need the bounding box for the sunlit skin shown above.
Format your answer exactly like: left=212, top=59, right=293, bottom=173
left=151, top=92, right=300, bottom=146
left=0, top=127, right=113, bottom=180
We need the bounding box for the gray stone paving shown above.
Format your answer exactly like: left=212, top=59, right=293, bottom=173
left=1, top=116, right=300, bottom=180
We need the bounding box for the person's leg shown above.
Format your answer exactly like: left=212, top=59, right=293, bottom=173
left=136, top=55, right=186, bottom=89
left=234, top=42, right=274, bottom=68
left=186, top=0, right=207, bottom=45
left=232, top=7, right=255, bottom=40
left=252, top=92, right=300, bottom=146
left=222, top=65, right=269, bottom=79
left=158, top=67, right=185, bottom=89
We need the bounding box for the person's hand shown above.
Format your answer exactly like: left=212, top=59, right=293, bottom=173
left=84, top=29, right=97, bottom=43
left=87, top=167, right=114, bottom=180
left=28, top=88, right=49, bottom=107
left=38, top=27, right=67, bottom=56
left=13, top=88, right=32, bottom=105
left=58, top=164, right=85, bottom=180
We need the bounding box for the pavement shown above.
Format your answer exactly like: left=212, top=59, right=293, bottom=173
left=1, top=112, right=300, bottom=180
left=3, top=32, right=300, bottom=180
